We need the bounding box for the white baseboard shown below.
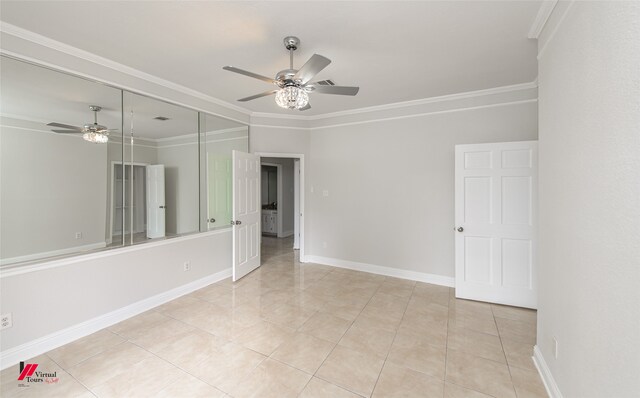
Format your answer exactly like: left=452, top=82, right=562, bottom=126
left=306, top=255, right=455, bottom=287
left=0, top=242, right=107, bottom=266
left=533, top=345, right=563, bottom=398
left=0, top=268, right=231, bottom=370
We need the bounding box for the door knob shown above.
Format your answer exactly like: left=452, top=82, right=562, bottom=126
left=208, top=218, right=216, bottom=223
left=457, top=227, right=464, bottom=232
left=159, top=205, right=166, bottom=209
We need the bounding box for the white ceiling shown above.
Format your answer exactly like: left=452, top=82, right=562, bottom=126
left=0, top=1, right=541, bottom=116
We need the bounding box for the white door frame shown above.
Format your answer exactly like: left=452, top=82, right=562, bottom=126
left=254, top=152, right=306, bottom=262
left=261, top=162, right=284, bottom=237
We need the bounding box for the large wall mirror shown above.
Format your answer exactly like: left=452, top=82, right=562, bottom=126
left=0, top=55, right=248, bottom=267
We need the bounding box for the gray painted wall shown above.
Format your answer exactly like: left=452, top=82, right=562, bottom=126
left=537, top=2, right=640, bottom=396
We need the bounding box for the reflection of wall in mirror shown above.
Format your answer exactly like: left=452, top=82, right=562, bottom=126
left=0, top=120, right=108, bottom=264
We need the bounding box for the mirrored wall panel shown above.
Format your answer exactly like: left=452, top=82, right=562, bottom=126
left=0, top=56, right=123, bottom=265
left=199, top=113, right=249, bottom=231
left=120, top=92, right=200, bottom=246
left=0, top=55, right=249, bottom=267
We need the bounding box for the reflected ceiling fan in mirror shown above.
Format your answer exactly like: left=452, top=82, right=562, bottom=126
left=47, top=105, right=116, bottom=143
left=223, top=36, right=359, bottom=111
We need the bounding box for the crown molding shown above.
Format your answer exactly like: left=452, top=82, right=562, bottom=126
left=537, top=1, right=575, bottom=60
left=0, top=22, right=252, bottom=117
left=528, top=0, right=559, bottom=39
left=250, top=81, right=537, bottom=123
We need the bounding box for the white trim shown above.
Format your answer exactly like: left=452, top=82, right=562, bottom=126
left=251, top=112, right=308, bottom=121
left=533, top=345, right=564, bottom=398
left=254, top=153, right=306, bottom=262
left=154, top=127, right=247, bottom=143
left=537, top=1, right=575, bottom=60
left=0, top=268, right=231, bottom=371
left=306, top=255, right=455, bottom=287
left=0, top=228, right=231, bottom=278
left=308, top=99, right=538, bottom=130
left=0, top=22, right=250, bottom=117
left=0, top=242, right=106, bottom=266
left=250, top=124, right=309, bottom=130
left=528, top=1, right=559, bottom=39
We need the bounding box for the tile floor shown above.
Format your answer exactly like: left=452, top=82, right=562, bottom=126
left=1, top=237, right=547, bottom=397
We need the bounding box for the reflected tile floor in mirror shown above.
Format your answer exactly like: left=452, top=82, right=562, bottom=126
left=1, top=236, right=547, bottom=397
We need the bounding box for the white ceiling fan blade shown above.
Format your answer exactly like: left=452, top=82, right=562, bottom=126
left=310, top=85, right=359, bottom=96
left=47, top=122, right=82, bottom=131
left=51, top=129, right=82, bottom=134
left=294, top=54, right=331, bottom=85
left=223, top=66, right=276, bottom=85
left=298, top=104, right=311, bottom=111
left=238, top=90, right=279, bottom=102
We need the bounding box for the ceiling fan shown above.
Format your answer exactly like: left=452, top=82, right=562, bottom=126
left=223, top=36, right=359, bottom=111
left=47, top=105, right=116, bottom=143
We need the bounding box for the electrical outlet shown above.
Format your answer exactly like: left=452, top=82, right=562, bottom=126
left=553, top=337, right=559, bottom=359
left=183, top=261, right=191, bottom=272
left=1, top=313, right=12, bottom=330
left=75, top=232, right=82, bottom=239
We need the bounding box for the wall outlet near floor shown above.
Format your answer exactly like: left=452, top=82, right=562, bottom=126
left=183, top=261, right=191, bottom=272
left=553, top=336, right=559, bottom=359
left=1, top=313, right=12, bottom=330
left=75, top=232, right=82, bottom=239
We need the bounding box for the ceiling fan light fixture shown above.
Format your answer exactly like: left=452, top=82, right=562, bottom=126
left=82, top=131, right=109, bottom=143
left=275, top=86, right=309, bottom=110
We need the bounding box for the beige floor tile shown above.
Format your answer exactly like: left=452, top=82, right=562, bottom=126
left=298, top=312, right=353, bottom=343
left=91, top=356, right=184, bottom=397
left=447, top=327, right=506, bottom=364
left=372, top=361, right=444, bottom=397
left=230, top=358, right=312, bottom=398
left=444, top=382, right=494, bottom=398
left=338, top=324, right=396, bottom=359
left=2, top=354, right=91, bottom=398
left=367, top=292, right=410, bottom=312
left=449, top=299, right=494, bottom=319
left=502, top=339, right=536, bottom=371
left=352, top=310, right=403, bottom=333
left=387, top=341, right=446, bottom=379
left=404, top=301, right=449, bottom=324
left=395, top=320, right=448, bottom=348
left=191, top=283, right=232, bottom=302
left=47, top=329, right=125, bottom=369
left=263, top=303, right=318, bottom=329
left=155, top=374, right=226, bottom=397
left=129, top=318, right=195, bottom=352
left=316, top=345, right=385, bottom=397
left=495, top=317, right=537, bottom=345
left=232, top=320, right=295, bottom=355
left=155, top=295, right=204, bottom=319
left=448, top=310, right=499, bottom=336
left=299, top=377, right=361, bottom=398
left=67, top=342, right=154, bottom=389
left=154, top=329, right=229, bottom=369
left=491, top=304, right=537, bottom=325
left=108, top=310, right=171, bottom=339
left=270, top=332, right=335, bottom=374
left=188, top=342, right=266, bottom=394
left=509, top=366, right=548, bottom=398
left=445, top=349, right=516, bottom=398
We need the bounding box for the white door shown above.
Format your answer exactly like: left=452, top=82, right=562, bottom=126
left=232, top=150, right=261, bottom=281
left=455, top=141, right=537, bottom=309
left=207, top=154, right=232, bottom=229
left=146, top=164, right=165, bottom=239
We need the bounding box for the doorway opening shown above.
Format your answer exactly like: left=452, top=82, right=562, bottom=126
left=256, top=153, right=305, bottom=264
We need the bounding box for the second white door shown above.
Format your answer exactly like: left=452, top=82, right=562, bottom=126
left=146, top=164, right=165, bottom=239
left=232, top=150, right=261, bottom=281
left=455, top=141, right=538, bottom=309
